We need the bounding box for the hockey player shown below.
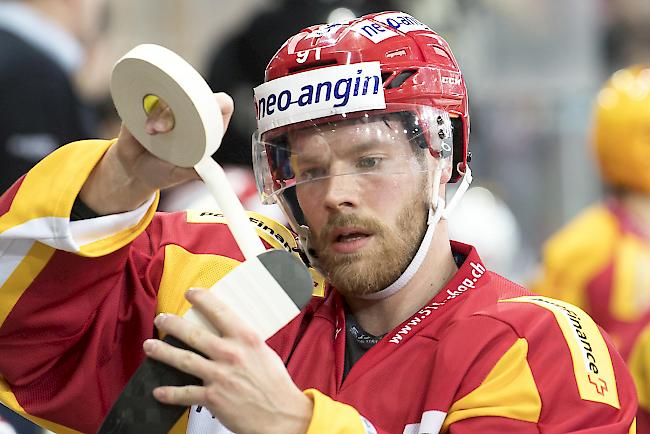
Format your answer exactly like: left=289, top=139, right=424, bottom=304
left=0, top=11, right=639, bottom=434
left=534, top=65, right=650, bottom=430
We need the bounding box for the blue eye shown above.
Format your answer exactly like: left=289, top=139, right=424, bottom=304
left=357, top=156, right=382, bottom=169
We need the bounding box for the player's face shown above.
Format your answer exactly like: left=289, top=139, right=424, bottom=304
left=290, top=117, right=430, bottom=297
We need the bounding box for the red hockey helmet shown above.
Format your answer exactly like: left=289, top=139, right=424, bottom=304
left=252, top=11, right=470, bottom=236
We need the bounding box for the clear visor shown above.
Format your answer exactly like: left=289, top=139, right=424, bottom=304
left=252, top=105, right=453, bottom=232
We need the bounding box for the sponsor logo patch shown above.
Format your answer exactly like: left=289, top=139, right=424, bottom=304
left=254, top=62, right=386, bottom=134
left=350, top=20, right=399, bottom=43
left=351, top=12, right=431, bottom=43
left=502, top=296, right=620, bottom=409
left=373, top=12, right=432, bottom=33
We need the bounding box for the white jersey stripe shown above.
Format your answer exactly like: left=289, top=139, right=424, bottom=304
left=419, top=410, right=446, bottom=433
left=70, top=195, right=155, bottom=248
left=0, top=195, right=154, bottom=254
left=403, top=410, right=447, bottom=434
left=403, top=423, right=420, bottom=434
left=0, top=239, right=34, bottom=289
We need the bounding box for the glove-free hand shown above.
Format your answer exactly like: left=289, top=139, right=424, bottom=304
left=144, top=288, right=313, bottom=434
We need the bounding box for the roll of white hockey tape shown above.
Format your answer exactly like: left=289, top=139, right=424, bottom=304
left=110, top=44, right=223, bottom=167
left=111, top=43, right=265, bottom=259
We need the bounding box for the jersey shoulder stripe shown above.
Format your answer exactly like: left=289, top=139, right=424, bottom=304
left=501, top=296, right=620, bottom=409
left=444, top=337, right=541, bottom=430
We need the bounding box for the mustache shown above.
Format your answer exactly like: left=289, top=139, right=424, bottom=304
left=317, top=213, right=385, bottom=243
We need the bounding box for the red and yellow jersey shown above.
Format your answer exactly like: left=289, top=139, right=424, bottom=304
left=0, top=141, right=638, bottom=433
left=269, top=243, right=637, bottom=434
left=534, top=201, right=650, bottom=425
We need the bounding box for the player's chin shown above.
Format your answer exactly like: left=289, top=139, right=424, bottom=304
left=324, top=256, right=385, bottom=296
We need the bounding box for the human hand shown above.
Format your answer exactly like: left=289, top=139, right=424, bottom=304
left=143, top=288, right=313, bottom=434
left=79, top=93, right=234, bottom=215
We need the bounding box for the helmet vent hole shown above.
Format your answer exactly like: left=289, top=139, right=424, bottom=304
left=386, top=69, right=417, bottom=89
left=288, top=59, right=338, bottom=74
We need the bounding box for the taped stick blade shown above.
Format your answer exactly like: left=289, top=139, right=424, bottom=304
left=98, top=249, right=312, bottom=433
left=257, top=249, right=313, bottom=310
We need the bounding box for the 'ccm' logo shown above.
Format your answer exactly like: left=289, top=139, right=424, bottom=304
left=441, top=76, right=461, bottom=85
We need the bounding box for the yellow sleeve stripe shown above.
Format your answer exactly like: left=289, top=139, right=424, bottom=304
left=0, top=140, right=113, bottom=233
left=627, top=323, right=650, bottom=412
left=442, top=338, right=541, bottom=432
left=630, top=417, right=637, bottom=434
left=156, top=244, right=241, bottom=318
left=503, top=296, right=620, bottom=409
left=0, top=139, right=159, bottom=257
left=303, top=389, right=366, bottom=434
left=0, top=377, right=82, bottom=434
left=0, top=242, right=55, bottom=329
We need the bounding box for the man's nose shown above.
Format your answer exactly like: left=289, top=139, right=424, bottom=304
left=322, top=173, right=360, bottom=211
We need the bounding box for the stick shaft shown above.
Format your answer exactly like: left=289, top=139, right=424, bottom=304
left=194, top=159, right=266, bottom=260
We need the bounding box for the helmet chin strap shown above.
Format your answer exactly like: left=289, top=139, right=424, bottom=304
left=357, top=166, right=472, bottom=301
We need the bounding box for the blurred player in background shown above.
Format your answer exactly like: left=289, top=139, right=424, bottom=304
left=534, top=65, right=650, bottom=430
